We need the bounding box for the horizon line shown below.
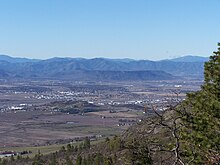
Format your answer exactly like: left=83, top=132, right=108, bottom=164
left=0, top=54, right=209, bottom=61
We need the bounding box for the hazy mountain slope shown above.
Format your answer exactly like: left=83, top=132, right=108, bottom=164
left=0, top=55, right=39, bottom=63
left=0, top=55, right=207, bottom=80
left=167, top=55, right=209, bottom=62
left=48, top=70, right=175, bottom=81
left=25, top=58, right=204, bottom=77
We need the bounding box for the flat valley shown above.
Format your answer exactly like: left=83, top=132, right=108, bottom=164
left=0, top=79, right=202, bottom=148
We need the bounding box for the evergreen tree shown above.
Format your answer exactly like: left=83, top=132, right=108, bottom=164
left=79, top=143, right=83, bottom=152
left=60, top=146, right=66, bottom=152
left=10, top=155, right=15, bottom=161
left=179, top=43, right=220, bottom=164
left=95, top=153, right=104, bottom=165
left=67, top=143, right=73, bottom=152
left=65, top=155, right=73, bottom=165
left=87, top=154, right=93, bottom=165
left=74, top=145, right=78, bottom=152
left=126, top=137, right=152, bottom=165
left=76, top=154, right=82, bottom=165
left=49, top=153, right=58, bottom=165
left=83, top=137, right=91, bottom=149
left=17, top=155, right=22, bottom=160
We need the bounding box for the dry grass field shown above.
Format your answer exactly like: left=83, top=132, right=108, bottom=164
left=0, top=110, right=126, bottom=148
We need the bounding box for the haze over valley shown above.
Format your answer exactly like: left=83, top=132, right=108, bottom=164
left=0, top=0, right=219, bottom=164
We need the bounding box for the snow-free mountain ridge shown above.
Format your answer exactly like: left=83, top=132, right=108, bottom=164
left=0, top=55, right=208, bottom=80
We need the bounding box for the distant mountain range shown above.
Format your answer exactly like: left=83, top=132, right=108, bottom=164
left=0, top=55, right=209, bottom=81
left=166, top=55, right=209, bottom=62
left=0, top=54, right=40, bottom=63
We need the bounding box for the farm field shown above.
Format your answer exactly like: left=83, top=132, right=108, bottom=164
left=0, top=79, right=202, bottom=157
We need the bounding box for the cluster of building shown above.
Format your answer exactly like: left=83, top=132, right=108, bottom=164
left=0, top=150, right=31, bottom=158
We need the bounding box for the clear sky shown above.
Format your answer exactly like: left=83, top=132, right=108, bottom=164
left=0, top=0, right=219, bottom=60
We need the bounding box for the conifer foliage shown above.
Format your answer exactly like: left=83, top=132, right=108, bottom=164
left=179, top=43, right=220, bottom=164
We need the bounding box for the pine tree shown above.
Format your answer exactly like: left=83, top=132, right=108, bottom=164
left=10, top=155, right=15, bottom=161
left=76, top=154, right=82, bottom=165
left=65, top=155, right=73, bottom=165
left=95, top=153, right=104, bottom=165
left=49, top=153, right=58, bottom=165
left=87, top=154, right=93, bottom=165
left=83, top=137, right=90, bottom=149
left=67, top=143, right=73, bottom=152
left=126, top=137, right=152, bottom=165
left=179, top=43, right=220, bottom=164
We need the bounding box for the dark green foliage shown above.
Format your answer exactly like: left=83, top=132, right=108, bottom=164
left=83, top=137, right=90, bottom=149
left=65, top=155, right=73, bottom=165
left=204, top=44, right=220, bottom=98
left=105, top=137, right=110, bottom=142
left=60, top=146, right=66, bottom=152
left=49, top=153, right=58, bottom=165
left=179, top=43, right=220, bottom=164
left=74, top=145, right=78, bottom=152
left=78, top=143, right=83, bottom=152
left=10, top=155, right=15, bottom=161
left=108, top=135, right=123, bottom=151
left=67, top=143, right=73, bottom=152
left=94, top=153, right=104, bottom=165
left=32, top=151, right=45, bottom=165
left=16, top=155, right=22, bottom=160
left=87, top=154, right=93, bottom=165
left=76, top=154, right=82, bottom=165
left=126, top=138, right=152, bottom=165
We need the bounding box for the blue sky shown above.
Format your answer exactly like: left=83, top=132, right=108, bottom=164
left=0, top=0, right=219, bottom=60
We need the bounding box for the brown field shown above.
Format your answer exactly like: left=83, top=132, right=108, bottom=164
left=0, top=110, right=126, bottom=148
left=89, top=110, right=139, bottom=118
left=0, top=79, right=202, bottom=154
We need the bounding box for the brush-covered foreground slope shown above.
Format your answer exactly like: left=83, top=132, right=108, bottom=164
left=1, top=113, right=176, bottom=165
left=3, top=102, right=219, bottom=165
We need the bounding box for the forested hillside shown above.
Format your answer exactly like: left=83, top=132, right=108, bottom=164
left=0, top=55, right=206, bottom=80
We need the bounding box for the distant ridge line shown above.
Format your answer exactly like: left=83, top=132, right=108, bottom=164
left=0, top=55, right=207, bottom=80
